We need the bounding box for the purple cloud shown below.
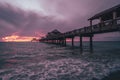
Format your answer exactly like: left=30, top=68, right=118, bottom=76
left=0, top=3, right=69, bottom=40
left=0, top=0, right=120, bottom=41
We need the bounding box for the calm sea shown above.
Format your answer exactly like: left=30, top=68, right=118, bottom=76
left=0, top=41, right=120, bottom=80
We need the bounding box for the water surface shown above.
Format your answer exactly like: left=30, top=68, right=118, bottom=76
left=0, top=41, right=120, bottom=80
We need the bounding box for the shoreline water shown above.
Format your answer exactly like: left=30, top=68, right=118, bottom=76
left=0, top=41, right=120, bottom=80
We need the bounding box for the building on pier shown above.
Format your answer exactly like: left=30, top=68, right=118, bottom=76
left=46, top=29, right=62, bottom=38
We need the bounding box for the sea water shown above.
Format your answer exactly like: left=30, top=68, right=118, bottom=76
left=0, top=41, right=120, bottom=80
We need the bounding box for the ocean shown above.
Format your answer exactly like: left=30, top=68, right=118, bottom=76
left=0, top=41, right=120, bottom=80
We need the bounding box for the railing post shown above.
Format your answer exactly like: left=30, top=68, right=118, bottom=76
left=90, top=20, right=93, bottom=32
left=113, top=11, right=117, bottom=25
left=99, top=17, right=104, bottom=31
left=113, top=11, right=117, bottom=19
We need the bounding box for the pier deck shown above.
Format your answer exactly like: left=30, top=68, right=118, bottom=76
left=40, top=4, right=120, bottom=53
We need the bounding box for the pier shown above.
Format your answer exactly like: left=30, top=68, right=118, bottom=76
left=40, top=4, right=120, bottom=52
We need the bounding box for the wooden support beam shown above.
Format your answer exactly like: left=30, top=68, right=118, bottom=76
left=64, top=38, right=66, bottom=46
left=52, top=40, right=53, bottom=43
left=99, top=17, right=103, bottom=23
left=61, top=40, right=63, bottom=45
left=90, top=36, right=93, bottom=53
left=90, top=20, right=93, bottom=32
left=80, top=36, right=83, bottom=52
left=72, top=37, right=74, bottom=47
left=57, top=40, right=59, bottom=44
left=59, top=40, right=61, bottom=44
left=56, top=40, right=58, bottom=44
left=56, top=40, right=57, bottom=44
left=113, top=11, right=117, bottom=25
left=60, top=40, right=62, bottom=45
left=54, top=40, right=56, bottom=44
left=99, top=17, right=104, bottom=28
left=113, top=11, right=117, bottom=19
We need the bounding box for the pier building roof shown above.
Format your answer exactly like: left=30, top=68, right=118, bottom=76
left=88, top=4, right=120, bottom=21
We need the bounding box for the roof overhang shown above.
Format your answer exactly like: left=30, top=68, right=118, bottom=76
left=88, top=4, right=120, bottom=21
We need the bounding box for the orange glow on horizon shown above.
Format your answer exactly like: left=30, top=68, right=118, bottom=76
left=2, top=35, right=40, bottom=42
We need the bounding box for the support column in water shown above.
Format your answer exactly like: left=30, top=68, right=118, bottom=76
left=80, top=36, right=83, bottom=52
left=90, top=36, right=93, bottom=53
left=63, top=38, right=66, bottom=46
left=72, top=37, right=74, bottom=47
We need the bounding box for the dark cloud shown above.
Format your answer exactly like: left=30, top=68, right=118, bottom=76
left=40, top=0, right=120, bottom=26
left=0, top=0, right=120, bottom=41
left=0, top=3, right=69, bottom=40
left=0, top=3, right=26, bottom=27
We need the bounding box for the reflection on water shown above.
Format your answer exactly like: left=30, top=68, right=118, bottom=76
left=0, top=42, right=120, bottom=80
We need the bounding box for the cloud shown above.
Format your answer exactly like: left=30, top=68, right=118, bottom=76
left=39, top=0, right=120, bottom=27
left=0, top=3, right=26, bottom=27
left=0, top=3, right=69, bottom=40
left=0, top=0, right=120, bottom=41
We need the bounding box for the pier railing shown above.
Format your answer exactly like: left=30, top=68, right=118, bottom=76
left=63, top=18, right=120, bottom=38
left=40, top=18, right=120, bottom=41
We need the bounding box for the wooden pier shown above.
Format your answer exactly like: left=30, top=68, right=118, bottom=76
left=40, top=4, right=120, bottom=52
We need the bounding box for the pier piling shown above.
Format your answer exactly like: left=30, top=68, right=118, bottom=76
left=90, top=36, right=93, bottom=53
left=72, top=37, right=74, bottom=47
left=80, top=36, right=83, bottom=52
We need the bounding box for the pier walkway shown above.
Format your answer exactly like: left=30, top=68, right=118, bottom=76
left=40, top=4, right=120, bottom=52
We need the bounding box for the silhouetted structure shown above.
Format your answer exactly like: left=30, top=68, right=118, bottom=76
left=40, top=4, right=120, bottom=53
left=40, top=29, right=65, bottom=44
left=31, top=38, right=39, bottom=42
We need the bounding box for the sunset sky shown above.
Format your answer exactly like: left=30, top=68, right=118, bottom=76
left=0, top=0, right=120, bottom=42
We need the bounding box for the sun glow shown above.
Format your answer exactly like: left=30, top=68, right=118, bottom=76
left=2, top=35, right=39, bottom=42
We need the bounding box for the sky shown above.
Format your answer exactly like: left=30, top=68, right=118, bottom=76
left=0, top=0, right=120, bottom=42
